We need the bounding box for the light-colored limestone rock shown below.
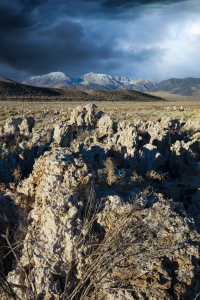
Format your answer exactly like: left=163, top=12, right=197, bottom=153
left=4, top=117, right=22, bottom=135
left=97, top=114, right=116, bottom=136
left=96, top=195, right=200, bottom=300
left=68, top=103, right=103, bottom=129
left=2, top=103, right=200, bottom=299
left=3, top=116, right=35, bottom=136
left=53, top=124, right=73, bottom=147
left=8, top=148, right=94, bottom=299
left=18, top=116, right=35, bottom=136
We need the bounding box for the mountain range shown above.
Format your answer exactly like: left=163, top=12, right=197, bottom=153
left=0, top=76, right=164, bottom=102
left=23, top=72, right=157, bottom=92
left=148, top=77, right=200, bottom=97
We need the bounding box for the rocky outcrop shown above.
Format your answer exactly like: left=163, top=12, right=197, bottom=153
left=95, top=195, right=200, bottom=300
left=97, top=114, right=117, bottom=136
left=53, top=124, right=73, bottom=147
left=8, top=148, right=94, bottom=299
left=0, top=116, right=54, bottom=183
left=7, top=154, right=200, bottom=299
left=68, top=103, right=103, bottom=130
left=1, top=104, right=200, bottom=299
left=1, top=115, right=35, bottom=136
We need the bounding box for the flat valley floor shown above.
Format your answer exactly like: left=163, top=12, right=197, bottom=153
left=1, top=91, right=200, bottom=128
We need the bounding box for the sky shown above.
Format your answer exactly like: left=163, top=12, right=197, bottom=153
left=0, top=0, right=200, bottom=83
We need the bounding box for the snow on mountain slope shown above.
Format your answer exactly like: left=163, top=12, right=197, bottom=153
left=83, top=73, right=157, bottom=91
left=23, top=71, right=157, bottom=92
left=83, top=73, right=120, bottom=85
left=23, top=72, right=82, bottom=88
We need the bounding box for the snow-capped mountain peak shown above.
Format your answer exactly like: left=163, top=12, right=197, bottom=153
left=23, top=72, right=73, bottom=88
left=30, top=72, right=71, bottom=83
left=23, top=71, right=157, bottom=92
left=83, top=72, right=115, bottom=84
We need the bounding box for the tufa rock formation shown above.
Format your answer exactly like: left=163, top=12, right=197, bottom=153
left=1, top=103, right=200, bottom=299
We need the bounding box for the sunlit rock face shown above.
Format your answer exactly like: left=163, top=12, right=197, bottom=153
left=7, top=147, right=95, bottom=299
left=2, top=115, right=35, bottom=136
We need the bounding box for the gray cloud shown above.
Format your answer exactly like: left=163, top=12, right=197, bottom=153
left=0, top=0, right=199, bottom=82
left=0, top=18, right=165, bottom=81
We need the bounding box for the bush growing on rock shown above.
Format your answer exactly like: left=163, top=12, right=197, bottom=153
left=1, top=184, right=200, bottom=300
left=97, top=157, right=118, bottom=187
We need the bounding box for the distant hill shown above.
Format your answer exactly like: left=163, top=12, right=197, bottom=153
left=148, top=77, right=200, bottom=97
left=0, top=77, right=164, bottom=102
left=0, top=77, right=92, bottom=101
left=23, top=72, right=157, bottom=92
left=84, top=89, right=164, bottom=102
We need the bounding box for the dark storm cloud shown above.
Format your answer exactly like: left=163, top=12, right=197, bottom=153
left=0, top=0, right=48, bottom=31
left=99, top=0, right=187, bottom=10
left=0, top=0, right=171, bottom=80
left=0, top=0, right=187, bottom=31
left=0, top=17, right=164, bottom=79
left=0, top=0, right=197, bottom=82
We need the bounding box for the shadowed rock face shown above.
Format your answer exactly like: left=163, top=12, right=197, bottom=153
left=1, top=103, right=200, bottom=299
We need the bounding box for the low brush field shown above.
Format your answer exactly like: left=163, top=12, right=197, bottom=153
left=1, top=91, right=200, bottom=128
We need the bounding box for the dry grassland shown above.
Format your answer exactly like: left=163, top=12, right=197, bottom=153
left=1, top=91, right=200, bottom=128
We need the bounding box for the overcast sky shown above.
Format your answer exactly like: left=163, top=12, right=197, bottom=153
left=0, top=0, right=200, bottom=83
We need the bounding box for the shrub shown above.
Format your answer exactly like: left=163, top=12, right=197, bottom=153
left=0, top=190, right=195, bottom=300
left=96, top=157, right=118, bottom=187
left=96, top=157, right=146, bottom=190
